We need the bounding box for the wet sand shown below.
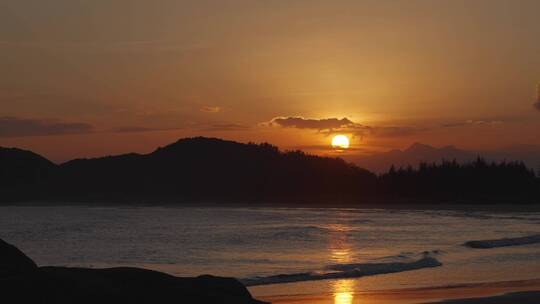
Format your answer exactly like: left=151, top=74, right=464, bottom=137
left=434, top=291, right=540, bottom=303
left=257, top=279, right=540, bottom=304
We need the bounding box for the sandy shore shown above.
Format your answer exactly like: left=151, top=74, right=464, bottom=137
left=434, top=291, right=540, bottom=303
left=257, top=279, right=540, bottom=304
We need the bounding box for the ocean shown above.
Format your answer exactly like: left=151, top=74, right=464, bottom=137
left=1, top=205, right=539, bottom=300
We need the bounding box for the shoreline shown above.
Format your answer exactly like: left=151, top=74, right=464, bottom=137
left=256, top=279, right=540, bottom=304
left=434, top=291, right=540, bottom=303
left=1, top=201, right=540, bottom=212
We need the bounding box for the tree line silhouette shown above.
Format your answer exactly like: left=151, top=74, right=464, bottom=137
left=1, top=137, right=538, bottom=204
left=378, top=158, right=539, bottom=202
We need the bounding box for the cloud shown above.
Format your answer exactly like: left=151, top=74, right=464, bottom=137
left=266, top=116, right=354, bottom=130
left=361, top=126, right=420, bottom=138
left=114, top=122, right=250, bottom=133
left=441, top=120, right=503, bottom=128
left=266, top=115, right=515, bottom=141
left=535, top=83, right=540, bottom=111
left=336, top=124, right=422, bottom=139
left=112, top=126, right=183, bottom=133
left=0, top=116, right=93, bottom=137
left=0, top=40, right=212, bottom=53
left=203, top=123, right=250, bottom=132
left=200, top=106, right=222, bottom=113
left=264, top=116, right=419, bottom=139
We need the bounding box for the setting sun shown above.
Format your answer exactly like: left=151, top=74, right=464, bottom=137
left=332, top=135, right=350, bottom=149
left=2, top=2, right=540, bottom=304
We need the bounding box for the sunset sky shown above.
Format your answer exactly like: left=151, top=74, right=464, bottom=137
left=1, top=0, right=539, bottom=163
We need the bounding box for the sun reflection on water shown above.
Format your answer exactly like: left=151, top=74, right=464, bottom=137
left=333, top=279, right=354, bottom=304
left=328, top=223, right=355, bottom=304
left=328, top=224, right=352, bottom=264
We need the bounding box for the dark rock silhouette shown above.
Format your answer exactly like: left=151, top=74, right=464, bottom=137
left=0, top=238, right=37, bottom=277
left=0, top=238, right=267, bottom=304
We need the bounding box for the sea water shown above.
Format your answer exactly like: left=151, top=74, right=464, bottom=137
left=0, top=205, right=539, bottom=298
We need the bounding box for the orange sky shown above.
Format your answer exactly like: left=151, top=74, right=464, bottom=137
left=1, top=0, right=539, bottom=162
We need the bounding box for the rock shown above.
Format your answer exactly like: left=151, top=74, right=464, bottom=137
left=0, top=239, right=37, bottom=277
left=0, top=239, right=268, bottom=304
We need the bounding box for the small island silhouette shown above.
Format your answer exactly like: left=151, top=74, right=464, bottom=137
left=1, top=137, right=538, bottom=204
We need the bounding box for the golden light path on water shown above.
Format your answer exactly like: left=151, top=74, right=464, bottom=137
left=327, top=223, right=354, bottom=304
left=333, top=280, right=354, bottom=304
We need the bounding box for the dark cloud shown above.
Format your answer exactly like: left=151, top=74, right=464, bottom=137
left=0, top=116, right=93, bottom=137
left=441, top=122, right=467, bottom=128
left=363, top=126, right=420, bottom=138
left=441, top=120, right=503, bottom=128
left=265, top=116, right=419, bottom=139
left=203, top=123, right=250, bottom=132
left=294, top=144, right=370, bottom=152
left=268, top=116, right=354, bottom=130
left=337, top=124, right=421, bottom=139
left=113, top=123, right=248, bottom=134
left=535, top=83, right=540, bottom=111
left=265, top=115, right=511, bottom=140
left=113, top=126, right=183, bottom=133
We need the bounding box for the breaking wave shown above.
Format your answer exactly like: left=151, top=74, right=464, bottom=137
left=464, top=234, right=540, bottom=249
left=242, top=256, right=442, bottom=286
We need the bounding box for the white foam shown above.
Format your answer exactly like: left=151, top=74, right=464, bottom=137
left=242, top=257, right=442, bottom=286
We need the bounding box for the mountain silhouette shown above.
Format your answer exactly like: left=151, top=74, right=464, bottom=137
left=1, top=137, right=376, bottom=203
left=0, top=147, right=58, bottom=195
left=1, top=137, right=538, bottom=204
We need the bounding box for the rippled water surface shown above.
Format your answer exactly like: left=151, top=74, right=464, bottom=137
left=1, top=206, right=539, bottom=298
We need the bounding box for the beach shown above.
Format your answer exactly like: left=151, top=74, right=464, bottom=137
left=257, top=279, right=540, bottom=303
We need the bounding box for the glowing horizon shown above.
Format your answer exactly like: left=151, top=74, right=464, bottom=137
left=1, top=0, right=539, bottom=162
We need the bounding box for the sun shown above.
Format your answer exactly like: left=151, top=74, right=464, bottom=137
left=331, top=135, right=350, bottom=149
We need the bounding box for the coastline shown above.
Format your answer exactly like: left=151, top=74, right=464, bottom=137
left=256, top=279, right=540, bottom=304
left=3, top=204, right=539, bottom=303
left=2, top=200, right=540, bottom=212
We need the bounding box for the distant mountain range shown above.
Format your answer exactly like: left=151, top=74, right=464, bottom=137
left=1, top=137, right=538, bottom=204
left=349, top=143, right=540, bottom=174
